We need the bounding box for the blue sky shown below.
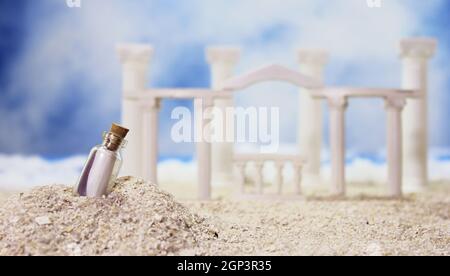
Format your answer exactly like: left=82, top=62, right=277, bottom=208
left=0, top=0, right=449, bottom=160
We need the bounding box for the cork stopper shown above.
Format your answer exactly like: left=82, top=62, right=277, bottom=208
left=110, top=123, right=129, bottom=139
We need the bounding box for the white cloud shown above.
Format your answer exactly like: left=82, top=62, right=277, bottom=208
left=0, top=154, right=85, bottom=191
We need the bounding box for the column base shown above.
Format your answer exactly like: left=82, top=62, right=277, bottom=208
left=403, top=178, right=427, bottom=194
left=301, top=173, right=322, bottom=187
left=212, top=173, right=234, bottom=186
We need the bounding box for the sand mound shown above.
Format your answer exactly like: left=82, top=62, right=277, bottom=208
left=0, top=177, right=217, bottom=256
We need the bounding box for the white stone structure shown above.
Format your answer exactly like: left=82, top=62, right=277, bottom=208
left=234, top=154, right=306, bottom=198
left=400, top=38, right=437, bottom=193
left=206, top=47, right=241, bottom=186
left=219, top=64, right=321, bottom=198
left=312, top=88, right=419, bottom=197
left=117, top=44, right=154, bottom=178
left=298, top=50, right=328, bottom=186
left=116, top=37, right=436, bottom=200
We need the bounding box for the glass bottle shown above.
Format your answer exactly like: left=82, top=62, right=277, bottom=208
left=75, top=123, right=129, bottom=197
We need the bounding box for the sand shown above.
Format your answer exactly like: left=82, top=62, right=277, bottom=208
left=0, top=179, right=449, bottom=256
left=0, top=177, right=217, bottom=256
left=187, top=194, right=450, bottom=255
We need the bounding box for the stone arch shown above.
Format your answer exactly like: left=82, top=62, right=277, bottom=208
left=220, top=64, right=323, bottom=92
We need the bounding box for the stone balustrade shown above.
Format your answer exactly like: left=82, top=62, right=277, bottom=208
left=234, top=154, right=306, bottom=196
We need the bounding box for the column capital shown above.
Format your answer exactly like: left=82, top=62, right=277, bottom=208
left=297, top=49, right=329, bottom=66
left=206, top=46, right=241, bottom=65
left=195, top=97, right=214, bottom=107
left=293, top=159, right=305, bottom=168
left=385, top=96, right=407, bottom=110
left=117, top=43, right=154, bottom=64
left=328, top=96, right=348, bottom=110
left=140, top=97, right=162, bottom=110
left=399, top=38, right=437, bottom=59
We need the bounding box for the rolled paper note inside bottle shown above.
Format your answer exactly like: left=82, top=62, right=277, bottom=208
left=75, top=123, right=129, bottom=197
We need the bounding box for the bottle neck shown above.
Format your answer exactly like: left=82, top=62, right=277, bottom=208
left=102, top=132, right=125, bottom=152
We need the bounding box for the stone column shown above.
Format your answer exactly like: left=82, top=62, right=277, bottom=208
left=206, top=47, right=240, bottom=186
left=117, top=44, right=153, bottom=178
left=328, top=96, right=348, bottom=196
left=254, top=162, right=264, bottom=195
left=235, top=162, right=246, bottom=194
left=274, top=162, right=284, bottom=195
left=400, top=38, right=437, bottom=192
left=385, top=97, right=407, bottom=197
left=142, top=98, right=161, bottom=184
left=195, top=98, right=214, bottom=200
left=298, top=49, right=328, bottom=186
left=293, top=162, right=303, bottom=195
